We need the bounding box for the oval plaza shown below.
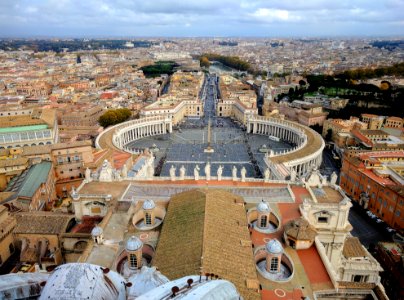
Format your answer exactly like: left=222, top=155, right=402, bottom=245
left=97, top=73, right=324, bottom=181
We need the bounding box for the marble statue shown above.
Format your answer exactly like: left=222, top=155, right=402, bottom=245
left=71, top=186, right=77, bottom=196
left=179, top=165, right=186, bottom=180
left=121, top=164, right=128, bottom=179
left=321, top=175, right=327, bottom=186
left=217, top=165, right=223, bottom=181
left=232, top=166, right=238, bottom=181
left=330, top=171, right=338, bottom=185
left=240, top=166, right=246, bottom=182
left=205, top=162, right=211, bottom=180
left=169, top=165, right=176, bottom=181
left=147, top=163, right=154, bottom=180
left=264, top=168, right=270, bottom=182
left=115, top=170, right=122, bottom=181
left=290, top=169, right=297, bottom=182
left=99, top=159, right=113, bottom=182
left=85, top=167, right=91, bottom=182
left=194, top=165, right=200, bottom=181
left=306, top=167, right=322, bottom=187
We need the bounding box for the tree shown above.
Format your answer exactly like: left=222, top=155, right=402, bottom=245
left=299, top=80, right=306, bottom=86
left=200, top=56, right=210, bottom=68
left=99, top=108, right=132, bottom=127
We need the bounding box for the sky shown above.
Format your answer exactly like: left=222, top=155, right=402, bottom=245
left=0, top=0, right=403, bottom=38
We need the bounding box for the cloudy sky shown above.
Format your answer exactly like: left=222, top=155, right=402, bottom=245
left=0, top=0, right=403, bottom=37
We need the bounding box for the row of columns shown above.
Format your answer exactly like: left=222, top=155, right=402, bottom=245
left=119, top=122, right=172, bottom=147
left=290, top=154, right=323, bottom=177
left=250, top=121, right=304, bottom=145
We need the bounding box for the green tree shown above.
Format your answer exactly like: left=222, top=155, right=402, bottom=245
left=99, top=108, right=132, bottom=127
left=200, top=56, right=210, bottom=68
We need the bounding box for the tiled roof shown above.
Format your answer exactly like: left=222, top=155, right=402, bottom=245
left=0, top=157, right=28, bottom=168
left=284, top=217, right=317, bottom=241
left=14, top=212, right=73, bottom=235
left=153, top=189, right=260, bottom=300
left=343, top=237, right=367, bottom=258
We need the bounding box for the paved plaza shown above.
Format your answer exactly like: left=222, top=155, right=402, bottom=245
left=127, top=74, right=293, bottom=178
left=127, top=117, right=293, bottom=178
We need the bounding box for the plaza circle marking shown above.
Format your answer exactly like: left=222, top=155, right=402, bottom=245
left=139, top=233, right=149, bottom=240
left=274, top=288, right=286, bottom=297
left=263, top=237, right=271, bottom=243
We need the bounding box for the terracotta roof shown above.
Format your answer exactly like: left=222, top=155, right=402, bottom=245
left=50, top=140, right=92, bottom=151
left=0, top=109, right=55, bottom=128
left=14, top=212, right=73, bottom=235
left=343, top=237, right=367, bottom=258
left=361, top=130, right=388, bottom=136
left=152, top=189, right=205, bottom=279
left=284, top=217, right=317, bottom=241
left=0, top=157, right=28, bottom=168
left=21, top=145, right=50, bottom=156
left=153, top=189, right=260, bottom=300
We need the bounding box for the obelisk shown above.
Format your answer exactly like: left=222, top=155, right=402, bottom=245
left=204, top=118, right=214, bottom=153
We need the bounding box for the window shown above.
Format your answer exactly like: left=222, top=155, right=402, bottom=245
left=318, top=217, right=328, bottom=223
left=353, top=275, right=363, bottom=282
left=260, top=216, right=267, bottom=228
left=396, top=210, right=401, bottom=217
left=129, top=254, right=138, bottom=268
left=145, top=213, right=151, bottom=225
left=270, top=257, right=279, bottom=272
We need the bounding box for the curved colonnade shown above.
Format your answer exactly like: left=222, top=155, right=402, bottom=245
left=246, top=116, right=325, bottom=179
left=96, top=115, right=324, bottom=181
left=95, top=116, right=172, bottom=153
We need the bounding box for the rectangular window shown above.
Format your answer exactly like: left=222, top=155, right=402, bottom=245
left=318, top=217, right=328, bottom=223
left=270, top=257, right=279, bottom=272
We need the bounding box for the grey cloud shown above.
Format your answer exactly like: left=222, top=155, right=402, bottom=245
left=0, top=0, right=403, bottom=37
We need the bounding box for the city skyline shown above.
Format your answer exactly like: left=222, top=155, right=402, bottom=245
left=1, top=0, right=404, bottom=38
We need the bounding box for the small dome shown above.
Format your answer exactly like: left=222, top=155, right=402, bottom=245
left=126, top=236, right=143, bottom=252
left=142, top=199, right=155, bottom=210
left=91, top=226, right=103, bottom=237
left=265, top=239, right=283, bottom=254
left=257, top=200, right=270, bottom=213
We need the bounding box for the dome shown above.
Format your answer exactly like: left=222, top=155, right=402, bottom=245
left=257, top=200, right=270, bottom=213
left=127, top=266, right=169, bottom=298
left=126, top=236, right=143, bottom=252
left=91, top=226, right=103, bottom=237
left=142, top=199, right=156, bottom=210
left=265, top=239, right=283, bottom=254
left=39, top=263, right=126, bottom=300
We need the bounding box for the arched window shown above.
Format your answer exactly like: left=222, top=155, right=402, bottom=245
left=260, top=215, right=267, bottom=228
left=129, top=253, right=138, bottom=268
left=145, top=213, right=151, bottom=225
left=270, top=257, right=279, bottom=272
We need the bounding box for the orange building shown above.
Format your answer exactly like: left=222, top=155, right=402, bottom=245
left=340, top=151, right=404, bottom=230
left=385, top=116, right=404, bottom=128
left=50, top=141, right=94, bottom=197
